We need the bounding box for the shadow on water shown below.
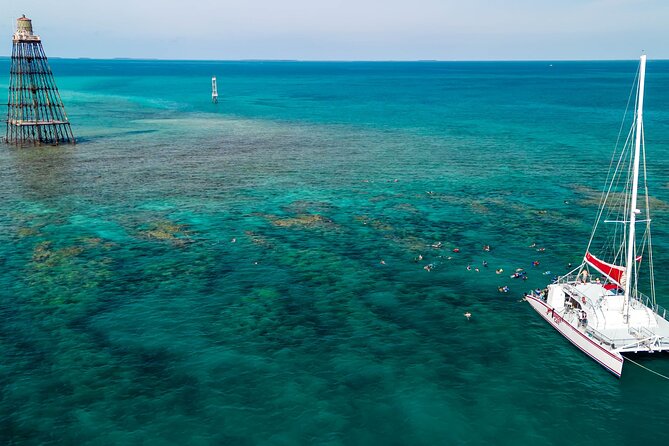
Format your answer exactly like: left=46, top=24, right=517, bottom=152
left=78, top=129, right=159, bottom=142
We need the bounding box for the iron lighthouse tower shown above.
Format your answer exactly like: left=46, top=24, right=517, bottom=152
left=5, top=15, right=75, bottom=145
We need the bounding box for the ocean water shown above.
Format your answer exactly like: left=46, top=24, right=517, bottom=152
left=1, top=58, right=669, bottom=445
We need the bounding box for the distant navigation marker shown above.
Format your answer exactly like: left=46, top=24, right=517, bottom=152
left=211, top=76, right=218, bottom=103
left=5, top=15, right=75, bottom=145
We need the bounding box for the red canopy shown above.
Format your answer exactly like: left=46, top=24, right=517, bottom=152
left=584, top=252, right=626, bottom=287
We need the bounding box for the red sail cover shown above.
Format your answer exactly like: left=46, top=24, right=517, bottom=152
left=584, top=252, right=626, bottom=287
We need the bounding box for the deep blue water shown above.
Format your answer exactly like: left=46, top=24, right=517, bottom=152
left=1, top=58, right=669, bottom=445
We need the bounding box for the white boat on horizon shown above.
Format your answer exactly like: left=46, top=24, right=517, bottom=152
left=526, top=55, right=669, bottom=377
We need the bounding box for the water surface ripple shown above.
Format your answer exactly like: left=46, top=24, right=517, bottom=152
left=1, top=59, right=669, bottom=445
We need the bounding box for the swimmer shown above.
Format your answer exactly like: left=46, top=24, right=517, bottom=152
left=452, top=248, right=460, bottom=253
left=532, top=260, right=540, bottom=267
left=380, top=260, right=386, bottom=265
left=482, top=260, right=488, bottom=267
left=423, top=264, right=433, bottom=272
left=475, top=268, right=480, bottom=272
left=432, top=242, right=443, bottom=249
left=464, top=312, right=472, bottom=320
left=496, top=268, right=504, bottom=274
left=529, top=243, right=536, bottom=248
left=466, top=265, right=472, bottom=271
left=231, top=238, right=236, bottom=243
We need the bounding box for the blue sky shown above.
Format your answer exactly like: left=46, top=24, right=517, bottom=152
left=2, top=0, right=668, bottom=60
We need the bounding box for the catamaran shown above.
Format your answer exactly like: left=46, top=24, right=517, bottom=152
left=526, top=55, right=669, bottom=377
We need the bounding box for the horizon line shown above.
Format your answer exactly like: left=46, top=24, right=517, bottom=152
left=0, top=55, right=666, bottom=63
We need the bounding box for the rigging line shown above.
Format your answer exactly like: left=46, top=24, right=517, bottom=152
left=596, top=64, right=639, bottom=213
left=586, top=123, right=635, bottom=255
left=641, top=123, right=656, bottom=305
left=634, top=231, right=647, bottom=294
left=613, top=150, right=632, bottom=265
left=625, top=356, right=669, bottom=381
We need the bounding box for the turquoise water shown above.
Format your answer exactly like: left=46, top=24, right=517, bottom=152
left=1, top=58, right=669, bottom=444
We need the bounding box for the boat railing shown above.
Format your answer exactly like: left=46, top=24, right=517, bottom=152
left=558, top=277, right=668, bottom=321
left=585, top=326, right=617, bottom=348
left=558, top=274, right=579, bottom=284
left=629, top=325, right=655, bottom=340
left=562, top=283, right=584, bottom=299
left=562, top=284, right=600, bottom=327
left=634, top=293, right=668, bottom=322
left=562, top=283, right=593, bottom=309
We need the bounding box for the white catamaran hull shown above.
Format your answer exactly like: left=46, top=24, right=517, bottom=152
left=526, top=295, right=624, bottom=377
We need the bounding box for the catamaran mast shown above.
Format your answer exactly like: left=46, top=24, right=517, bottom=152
left=623, top=54, right=646, bottom=316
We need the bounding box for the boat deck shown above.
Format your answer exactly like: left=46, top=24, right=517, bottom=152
left=546, top=282, right=669, bottom=353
